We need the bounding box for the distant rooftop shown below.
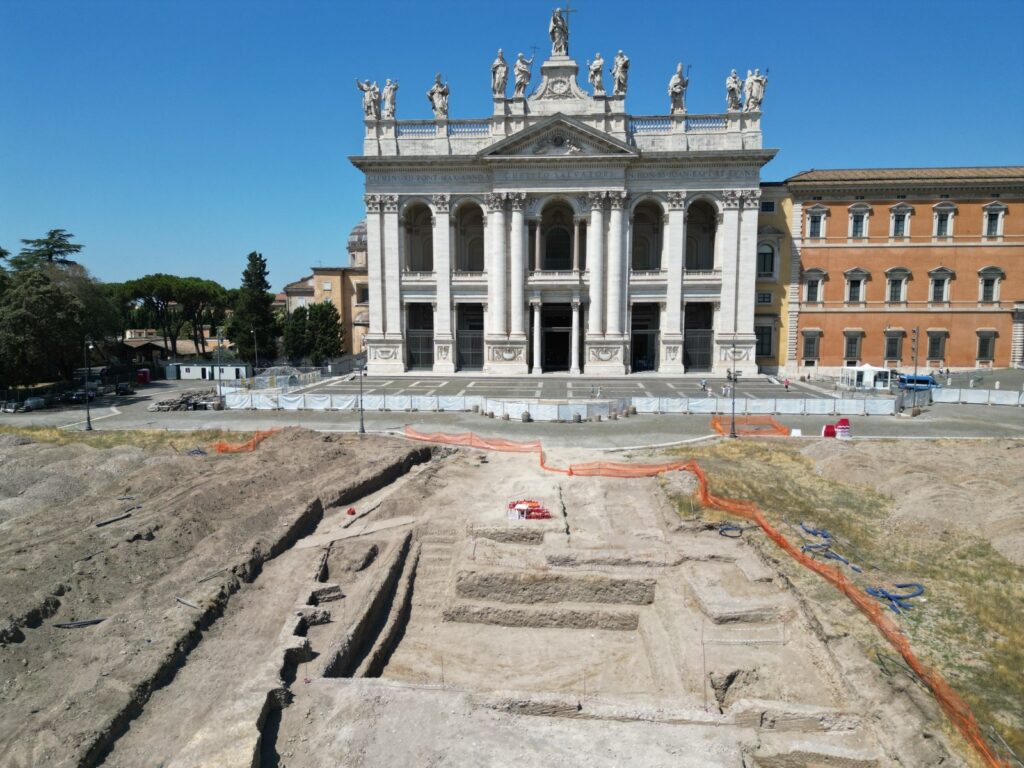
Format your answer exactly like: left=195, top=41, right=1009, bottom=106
left=786, top=166, right=1024, bottom=184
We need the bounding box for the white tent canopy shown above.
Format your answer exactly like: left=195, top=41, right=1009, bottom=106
left=839, top=364, right=894, bottom=390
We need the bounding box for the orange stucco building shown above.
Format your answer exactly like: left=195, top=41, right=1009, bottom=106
left=785, top=167, right=1024, bottom=374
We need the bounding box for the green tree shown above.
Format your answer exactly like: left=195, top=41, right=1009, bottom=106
left=127, top=274, right=189, bottom=356
left=51, top=264, right=120, bottom=345
left=177, top=277, right=227, bottom=355
left=11, top=229, right=84, bottom=270
left=283, top=305, right=311, bottom=363
left=0, top=270, right=84, bottom=384
left=227, top=252, right=277, bottom=365
left=307, top=301, right=344, bottom=365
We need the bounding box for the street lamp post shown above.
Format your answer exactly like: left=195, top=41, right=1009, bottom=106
left=358, top=362, right=366, bottom=435
left=216, top=327, right=224, bottom=399
left=728, top=339, right=740, bottom=439
left=251, top=328, right=259, bottom=373
left=83, top=338, right=94, bottom=431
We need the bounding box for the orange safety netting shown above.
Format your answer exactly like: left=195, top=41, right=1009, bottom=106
left=710, top=414, right=791, bottom=437
left=212, top=429, right=281, bottom=453
left=403, top=425, right=1007, bottom=767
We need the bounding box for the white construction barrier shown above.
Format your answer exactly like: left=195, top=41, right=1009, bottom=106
left=775, top=399, right=804, bottom=415
left=804, top=399, right=835, bottom=415
left=836, top=399, right=866, bottom=416
left=330, top=394, right=357, bottom=411
left=438, top=396, right=464, bottom=411
left=361, top=394, right=385, bottom=411
left=989, top=390, right=1021, bottom=406
left=386, top=394, right=412, bottom=411
left=558, top=403, right=589, bottom=421
left=532, top=403, right=560, bottom=421
left=632, top=397, right=660, bottom=413
left=961, top=389, right=988, bottom=405
left=865, top=398, right=896, bottom=415
left=252, top=393, right=279, bottom=410
left=412, top=396, right=439, bottom=411
left=685, top=397, right=714, bottom=413
left=931, top=388, right=960, bottom=403
left=746, top=398, right=775, bottom=414
left=278, top=394, right=304, bottom=411
left=225, top=392, right=252, bottom=410
left=661, top=397, right=689, bottom=413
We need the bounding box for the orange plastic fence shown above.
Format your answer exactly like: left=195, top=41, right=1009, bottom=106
left=212, top=429, right=281, bottom=454
left=710, top=414, right=791, bottom=437
left=403, top=425, right=1007, bottom=767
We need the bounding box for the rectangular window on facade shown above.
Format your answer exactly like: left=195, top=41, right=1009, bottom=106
left=806, top=280, right=820, bottom=303
left=844, top=335, right=861, bottom=360
left=357, top=286, right=369, bottom=303
left=755, top=326, right=773, bottom=356
left=851, top=214, right=865, bottom=238
left=809, top=215, right=822, bottom=239
left=892, top=214, right=907, bottom=237
left=977, top=335, right=995, bottom=361
left=884, top=335, right=901, bottom=360
left=757, top=292, right=772, bottom=304
left=931, top=279, right=946, bottom=303
left=936, top=212, right=949, bottom=237
left=802, top=334, right=820, bottom=360
left=848, top=279, right=862, bottom=303
left=986, top=213, right=1000, bottom=237
left=757, top=248, right=775, bottom=277
left=927, top=334, right=945, bottom=360
left=322, top=281, right=332, bottom=290
left=760, top=201, right=776, bottom=213
left=887, top=279, right=903, bottom=303
left=981, top=278, right=996, bottom=302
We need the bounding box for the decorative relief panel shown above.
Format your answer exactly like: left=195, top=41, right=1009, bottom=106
left=371, top=344, right=402, bottom=361
left=663, top=345, right=680, bottom=362
left=435, top=343, right=451, bottom=361
left=489, top=345, right=525, bottom=362
left=588, top=346, right=621, bottom=362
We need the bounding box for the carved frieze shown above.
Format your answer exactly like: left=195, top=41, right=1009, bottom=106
left=489, top=345, right=525, bottom=362
left=371, top=344, right=401, bottom=361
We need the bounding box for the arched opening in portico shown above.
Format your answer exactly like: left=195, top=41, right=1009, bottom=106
left=454, top=203, right=485, bottom=272
left=530, top=200, right=584, bottom=272
left=686, top=200, right=717, bottom=271
left=631, top=201, right=664, bottom=271
left=403, top=203, right=434, bottom=272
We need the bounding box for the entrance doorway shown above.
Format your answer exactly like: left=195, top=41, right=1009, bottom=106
left=630, top=303, right=660, bottom=372
left=456, top=304, right=484, bottom=371
left=406, top=304, right=434, bottom=370
left=683, top=303, right=714, bottom=371
left=541, top=304, right=572, bottom=372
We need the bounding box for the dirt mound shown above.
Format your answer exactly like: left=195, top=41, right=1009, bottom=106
left=802, top=439, right=1024, bottom=565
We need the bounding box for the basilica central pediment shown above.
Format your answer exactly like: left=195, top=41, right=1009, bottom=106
left=478, top=114, right=637, bottom=160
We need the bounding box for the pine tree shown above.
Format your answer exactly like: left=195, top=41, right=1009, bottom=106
left=227, top=252, right=278, bottom=365
left=307, top=301, right=344, bottom=365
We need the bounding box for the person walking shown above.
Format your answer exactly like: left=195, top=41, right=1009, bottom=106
left=784, top=377, right=790, bottom=392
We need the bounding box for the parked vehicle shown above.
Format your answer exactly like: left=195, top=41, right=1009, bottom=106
left=897, top=374, right=940, bottom=391
left=115, top=383, right=136, bottom=396
left=68, top=390, right=96, bottom=404
left=23, top=397, right=47, bottom=411
left=1, top=401, right=19, bottom=413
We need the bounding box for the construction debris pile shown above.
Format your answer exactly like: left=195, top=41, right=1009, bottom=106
left=146, top=389, right=217, bottom=411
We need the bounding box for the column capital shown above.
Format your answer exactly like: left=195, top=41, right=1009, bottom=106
left=666, top=191, right=687, bottom=210
left=364, top=194, right=382, bottom=213
left=587, top=191, right=607, bottom=208
left=571, top=297, right=581, bottom=310
left=530, top=297, right=543, bottom=307
left=741, top=189, right=761, bottom=207
left=432, top=193, right=451, bottom=213
left=381, top=194, right=400, bottom=213
left=485, top=192, right=506, bottom=212
left=721, top=190, right=742, bottom=211
left=608, top=191, right=629, bottom=210
left=507, top=192, right=527, bottom=211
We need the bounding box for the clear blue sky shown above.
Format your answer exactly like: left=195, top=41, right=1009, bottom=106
left=2, top=0, right=1022, bottom=291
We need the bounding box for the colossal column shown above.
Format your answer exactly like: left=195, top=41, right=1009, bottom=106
left=606, top=191, right=628, bottom=337
left=382, top=195, right=402, bottom=340
left=715, top=189, right=757, bottom=375
left=532, top=300, right=543, bottom=374
left=432, top=194, right=455, bottom=373
left=660, top=191, right=686, bottom=373
left=586, top=191, right=606, bottom=336
left=509, top=193, right=527, bottom=338
left=364, top=194, right=384, bottom=336
left=486, top=193, right=507, bottom=337
left=570, top=297, right=581, bottom=374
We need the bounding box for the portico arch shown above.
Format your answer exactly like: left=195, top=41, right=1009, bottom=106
left=685, top=198, right=718, bottom=270
left=453, top=201, right=485, bottom=272
left=631, top=199, right=664, bottom=270
left=403, top=202, right=433, bottom=272
left=534, top=199, right=579, bottom=271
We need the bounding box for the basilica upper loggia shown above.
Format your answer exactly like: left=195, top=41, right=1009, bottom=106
left=351, top=10, right=775, bottom=376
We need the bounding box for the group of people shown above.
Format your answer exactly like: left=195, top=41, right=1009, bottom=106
left=726, top=68, right=768, bottom=112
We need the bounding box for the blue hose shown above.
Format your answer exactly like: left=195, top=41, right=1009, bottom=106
left=867, top=583, right=926, bottom=614
left=801, top=522, right=832, bottom=540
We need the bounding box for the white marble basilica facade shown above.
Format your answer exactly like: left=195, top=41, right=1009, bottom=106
left=353, top=23, right=776, bottom=376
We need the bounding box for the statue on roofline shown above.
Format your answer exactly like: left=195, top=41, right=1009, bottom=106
left=611, top=50, right=629, bottom=96
left=549, top=8, right=569, bottom=56
left=725, top=69, right=742, bottom=112
left=587, top=52, right=605, bottom=96
left=668, top=63, right=688, bottom=114
left=381, top=79, right=398, bottom=119
left=426, top=73, right=449, bottom=119
left=744, top=68, right=767, bottom=112
left=513, top=52, right=535, bottom=98
left=491, top=49, right=508, bottom=97
left=356, top=79, right=380, bottom=120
